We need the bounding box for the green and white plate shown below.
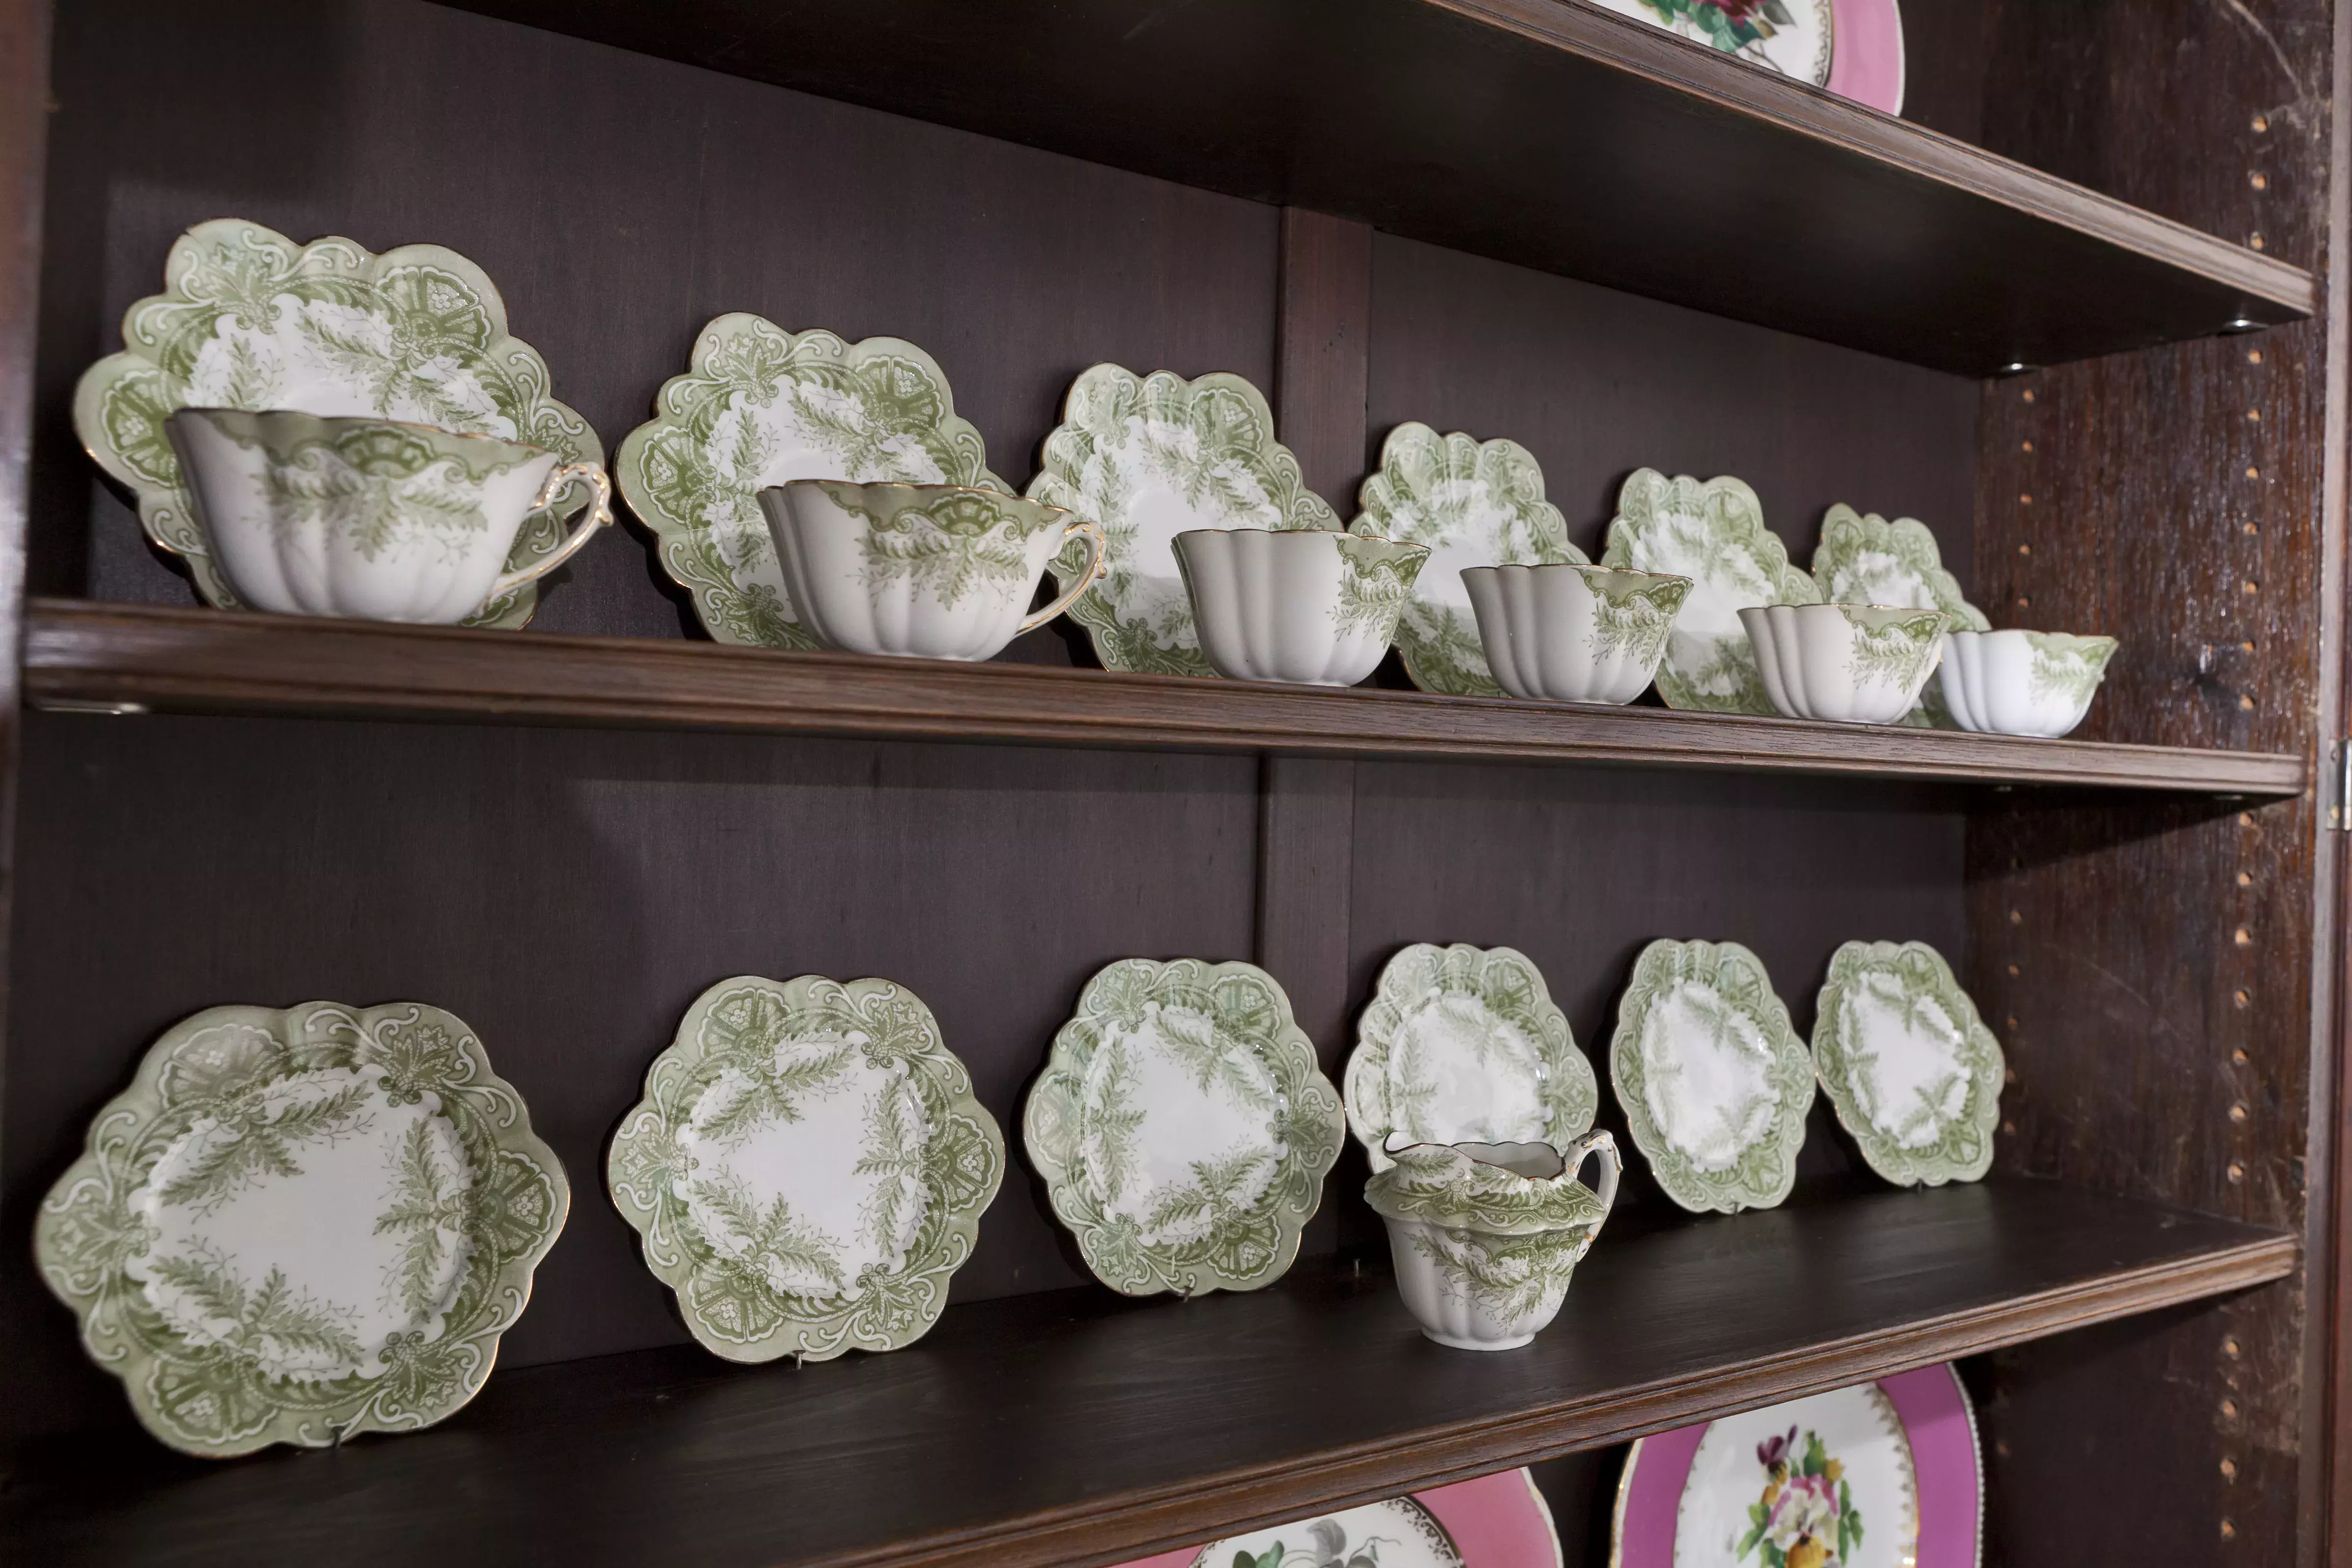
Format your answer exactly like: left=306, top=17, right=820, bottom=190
left=1193, top=1496, right=1465, bottom=1568
left=607, top=974, right=1003, bottom=1362
left=1810, top=504, right=1988, bottom=727
left=1029, top=365, right=1340, bottom=677
left=72, top=218, right=603, bottom=628
left=1812, top=941, right=2004, bottom=1187
left=1352, top=423, right=1588, bottom=696
left=1023, top=957, right=1344, bottom=1296
left=616, top=315, right=1008, bottom=648
left=1601, top=470, right=1819, bottom=714
left=35, top=1001, right=567, bottom=1457
left=1344, top=943, right=1598, bottom=1172
left=1609, top=940, right=1813, bottom=1213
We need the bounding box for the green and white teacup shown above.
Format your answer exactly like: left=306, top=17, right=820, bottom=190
left=165, top=408, right=612, bottom=624
left=760, top=479, right=1106, bottom=661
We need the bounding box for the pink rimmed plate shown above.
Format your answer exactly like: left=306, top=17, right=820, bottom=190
left=1120, top=1468, right=1563, bottom=1568
left=1612, top=1364, right=1979, bottom=1568
left=1587, top=0, right=1903, bottom=115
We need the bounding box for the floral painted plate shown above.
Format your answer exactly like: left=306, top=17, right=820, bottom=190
left=1608, top=940, right=1813, bottom=1213
left=1601, top=470, right=1819, bottom=715
left=1351, top=423, right=1588, bottom=696
left=1588, top=0, right=1834, bottom=84
left=1344, top=943, right=1598, bottom=1172
left=1810, top=504, right=1987, bottom=726
left=607, top=974, right=1003, bottom=1362
left=1023, top=957, right=1344, bottom=1296
left=1029, top=365, right=1341, bottom=677
left=1118, top=1469, right=1561, bottom=1568
left=72, top=218, right=603, bottom=629
left=35, top=1001, right=567, bottom=1457
left=1811, top=941, right=2003, bottom=1187
left=1613, top=1365, right=1980, bottom=1568
left=615, top=315, right=1008, bottom=648
left=1191, top=1497, right=1461, bottom=1568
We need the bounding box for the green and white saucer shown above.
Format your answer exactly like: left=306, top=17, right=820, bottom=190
left=1023, top=957, right=1344, bottom=1296
left=1351, top=423, right=1587, bottom=696
left=1609, top=939, right=1814, bottom=1213
left=616, top=315, right=1008, bottom=648
left=1344, top=943, right=1597, bottom=1172
left=1029, top=365, right=1340, bottom=677
left=72, top=218, right=603, bottom=628
left=607, top=974, right=1003, bottom=1362
left=1812, top=941, right=2003, bottom=1187
left=1601, top=470, right=1819, bottom=715
left=35, top=1001, right=567, bottom=1457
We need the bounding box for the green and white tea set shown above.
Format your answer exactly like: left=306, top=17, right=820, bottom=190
left=77, top=218, right=2115, bottom=737
left=40, top=932, right=2001, bottom=1456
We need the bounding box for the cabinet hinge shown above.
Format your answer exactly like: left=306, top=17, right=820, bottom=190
left=2332, top=739, right=2352, bottom=831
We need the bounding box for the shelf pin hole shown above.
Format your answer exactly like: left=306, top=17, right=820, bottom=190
left=2253, top=113, right=2269, bottom=131
left=2021, top=388, right=2035, bottom=402
left=2222, top=1519, right=2238, bottom=1540
left=2017, top=543, right=2031, bottom=556
left=2237, top=870, right=2252, bottom=886
left=2251, top=172, right=2268, bottom=189
left=2229, top=1161, right=2247, bottom=1183
left=2221, top=1457, right=2239, bottom=1479
left=2234, top=927, right=2253, bottom=945
left=2224, top=1336, right=2242, bottom=1357
left=2245, top=466, right=2261, bottom=480
left=2248, top=348, right=2264, bottom=364
left=2233, top=1047, right=2250, bottom=1064
left=2239, top=694, right=2255, bottom=710
left=2228, top=1102, right=2249, bottom=1123
left=2234, top=988, right=2251, bottom=1008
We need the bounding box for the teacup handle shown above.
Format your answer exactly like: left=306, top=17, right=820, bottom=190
left=1564, top=1129, right=1622, bottom=1212
left=489, top=462, right=615, bottom=597
left=1018, top=515, right=1107, bottom=635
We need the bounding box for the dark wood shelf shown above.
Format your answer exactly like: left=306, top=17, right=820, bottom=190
left=0, top=1178, right=2291, bottom=1568
left=22, top=600, right=2308, bottom=797
left=432, top=0, right=2312, bottom=374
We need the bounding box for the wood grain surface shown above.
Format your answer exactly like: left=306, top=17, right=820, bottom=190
left=1958, top=3, right=2340, bottom=1564
left=19, top=599, right=2307, bottom=794
left=0, top=1179, right=2294, bottom=1568
left=427, top=0, right=2311, bottom=374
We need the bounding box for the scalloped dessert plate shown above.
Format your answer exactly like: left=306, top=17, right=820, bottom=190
left=1601, top=469, right=1819, bottom=714
left=1023, top=957, right=1344, bottom=1296
left=1344, top=943, right=1597, bottom=1172
left=72, top=218, right=603, bottom=629
left=1118, top=1469, right=1561, bottom=1568
left=1812, top=941, right=2003, bottom=1187
left=1810, top=503, right=1987, bottom=726
left=35, top=1000, right=567, bottom=1457
left=1030, top=365, right=1340, bottom=677
left=1608, top=939, right=1813, bottom=1213
left=607, top=974, right=1003, bottom=1362
left=1614, top=1365, right=1978, bottom=1568
left=1352, top=423, right=1588, bottom=696
left=616, top=314, right=1009, bottom=648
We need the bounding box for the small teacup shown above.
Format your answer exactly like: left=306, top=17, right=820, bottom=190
left=1174, top=528, right=1429, bottom=686
left=760, top=479, right=1105, bottom=661
left=1364, top=1132, right=1620, bottom=1352
left=1939, top=629, right=2120, bottom=737
left=165, top=408, right=611, bottom=624
left=1740, top=602, right=1949, bottom=724
left=1462, top=562, right=1692, bottom=704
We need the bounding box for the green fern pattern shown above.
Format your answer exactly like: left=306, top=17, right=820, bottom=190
left=1812, top=941, right=2004, bottom=1187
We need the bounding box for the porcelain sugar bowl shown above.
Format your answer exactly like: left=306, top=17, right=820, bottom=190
left=1363, top=1131, right=1620, bottom=1351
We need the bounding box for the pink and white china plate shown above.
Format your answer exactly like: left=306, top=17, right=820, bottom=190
left=1121, top=1468, right=1563, bottom=1568
left=1611, top=1364, right=1979, bottom=1568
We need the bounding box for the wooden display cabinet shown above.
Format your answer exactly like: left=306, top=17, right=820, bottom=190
left=0, top=1, right=2344, bottom=1564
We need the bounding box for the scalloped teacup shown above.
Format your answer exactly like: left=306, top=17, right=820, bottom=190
left=1363, top=1131, right=1620, bottom=1351
left=761, top=479, right=1105, bottom=661
left=1740, top=602, right=1949, bottom=724
left=1174, top=528, right=1429, bottom=686
left=1938, top=629, right=2120, bottom=737
left=166, top=408, right=612, bottom=624
left=1461, top=562, right=1692, bottom=704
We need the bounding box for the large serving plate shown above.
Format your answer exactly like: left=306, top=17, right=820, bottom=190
left=1588, top=0, right=1906, bottom=114
left=1023, top=957, right=1344, bottom=1296
left=1601, top=470, right=1819, bottom=715
left=73, top=218, right=603, bottom=629
left=1614, top=1364, right=1980, bottom=1568
left=1609, top=940, right=1812, bottom=1212
left=607, top=974, right=1003, bottom=1362
left=35, top=1001, right=567, bottom=1457
left=615, top=314, right=1008, bottom=648
left=1352, top=423, right=1587, bottom=697
left=1811, top=941, right=2002, bottom=1187
left=1344, top=943, right=1597, bottom=1172
left=1118, top=1469, right=1561, bottom=1568
left=1809, top=504, right=1985, bottom=726
left=1030, top=365, right=1340, bottom=677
